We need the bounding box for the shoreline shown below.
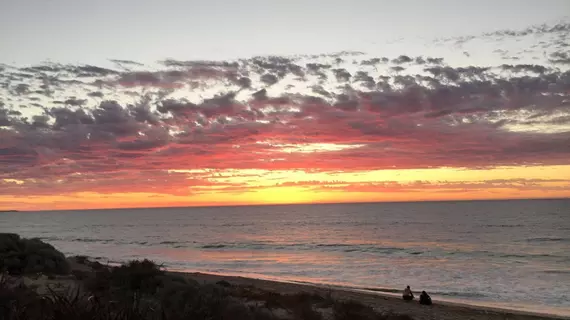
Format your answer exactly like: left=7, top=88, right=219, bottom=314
left=169, top=269, right=570, bottom=320
left=5, top=233, right=570, bottom=320
left=98, top=260, right=570, bottom=318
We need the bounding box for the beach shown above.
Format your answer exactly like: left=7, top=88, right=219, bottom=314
left=177, top=271, right=568, bottom=320
left=11, top=257, right=568, bottom=320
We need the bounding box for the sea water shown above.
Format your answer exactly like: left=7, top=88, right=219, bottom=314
left=2, top=199, right=569, bottom=316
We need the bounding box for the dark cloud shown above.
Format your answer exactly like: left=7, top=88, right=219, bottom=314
left=251, top=56, right=294, bottom=79
left=87, top=91, right=105, bottom=98
left=260, top=73, right=279, bottom=86
left=333, top=68, right=351, bottom=82
left=157, top=99, right=198, bottom=117
left=311, top=86, right=331, bottom=98
left=110, top=59, right=145, bottom=67
left=500, top=64, right=548, bottom=73
left=353, top=71, right=376, bottom=90
left=549, top=51, right=570, bottom=65
left=64, top=98, right=87, bottom=106
left=76, top=65, right=119, bottom=77
left=333, top=94, right=359, bottom=112
left=360, top=58, right=382, bottom=66
left=252, top=89, right=268, bottom=101
left=119, top=72, right=163, bottom=87
left=439, top=21, right=570, bottom=48
left=392, top=55, right=413, bottom=64
left=234, top=77, right=252, bottom=88
left=160, top=59, right=238, bottom=68
left=425, top=57, right=444, bottom=65
left=483, top=21, right=570, bottom=38
left=288, top=64, right=305, bottom=78
left=49, top=107, right=94, bottom=129
left=414, top=57, right=426, bottom=65
left=0, top=107, right=13, bottom=126
left=306, top=63, right=331, bottom=77
left=14, top=84, right=30, bottom=95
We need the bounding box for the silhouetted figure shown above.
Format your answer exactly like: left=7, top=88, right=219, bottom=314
left=403, top=285, right=414, bottom=301
left=419, top=291, right=432, bottom=305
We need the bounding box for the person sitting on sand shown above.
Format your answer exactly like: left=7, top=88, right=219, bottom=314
left=419, top=291, right=432, bottom=305
left=403, top=285, right=414, bottom=301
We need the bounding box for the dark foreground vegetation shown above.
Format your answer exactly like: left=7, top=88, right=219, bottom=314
left=1, top=234, right=414, bottom=320
left=0, top=233, right=70, bottom=275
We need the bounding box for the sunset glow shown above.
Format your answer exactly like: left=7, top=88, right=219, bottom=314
left=1, top=16, right=570, bottom=211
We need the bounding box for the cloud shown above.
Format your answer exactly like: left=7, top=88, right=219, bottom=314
left=549, top=51, right=570, bottom=65
left=1, top=21, right=570, bottom=199
left=392, top=55, right=413, bottom=64
left=260, top=73, right=279, bottom=86
left=300, top=178, right=570, bottom=193
left=438, top=20, right=570, bottom=48
left=333, top=68, right=351, bottom=82
left=500, top=64, right=549, bottom=73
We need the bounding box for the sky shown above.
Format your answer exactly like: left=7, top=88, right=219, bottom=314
left=1, top=0, right=570, bottom=210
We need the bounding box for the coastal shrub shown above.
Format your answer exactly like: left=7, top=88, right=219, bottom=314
left=0, top=234, right=69, bottom=275
left=0, top=268, right=417, bottom=320
left=73, top=255, right=89, bottom=265
left=216, top=279, right=232, bottom=287
left=0, top=275, right=45, bottom=320
left=221, top=300, right=255, bottom=319
left=71, top=269, right=90, bottom=281
left=1, top=242, right=418, bottom=320
left=83, top=269, right=107, bottom=292
left=291, top=300, right=323, bottom=320
left=378, top=313, right=415, bottom=320
left=157, top=283, right=233, bottom=319
left=109, top=259, right=164, bottom=294
left=332, top=300, right=378, bottom=320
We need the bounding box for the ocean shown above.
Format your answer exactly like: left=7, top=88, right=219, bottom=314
left=2, top=199, right=569, bottom=316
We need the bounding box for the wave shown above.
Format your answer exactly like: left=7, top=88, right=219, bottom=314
left=196, top=242, right=416, bottom=255
left=361, top=287, right=402, bottom=294
left=480, top=224, right=524, bottom=228
left=39, top=236, right=115, bottom=243
left=37, top=236, right=568, bottom=262
left=159, top=241, right=179, bottom=245
left=431, top=291, right=489, bottom=299
left=526, top=237, right=570, bottom=243
left=201, top=244, right=228, bottom=249
left=541, top=270, right=570, bottom=275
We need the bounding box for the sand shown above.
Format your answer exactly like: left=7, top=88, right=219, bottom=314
left=174, top=271, right=569, bottom=320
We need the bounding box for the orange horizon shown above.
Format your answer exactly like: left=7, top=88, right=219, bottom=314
left=5, top=194, right=569, bottom=212
left=3, top=165, right=570, bottom=211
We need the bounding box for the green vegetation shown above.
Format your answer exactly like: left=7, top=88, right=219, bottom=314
left=0, top=233, right=70, bottom=275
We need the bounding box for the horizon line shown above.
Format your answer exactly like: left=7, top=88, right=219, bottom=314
left=12, top=196, right=570, bottom=213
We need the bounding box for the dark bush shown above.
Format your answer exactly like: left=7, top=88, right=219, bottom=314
left=216, top=280, right=232, bottom=287
left=88, top=260, right=106, bottom=271
left=71, top=270, right=90, bottom=281
left=0, top=234, right=417, bottom=320
left=109, top=259, right=164, bottom=294
left=74, top=255, right=89, bottom=265
left=82, top=269, right=113, bottom=295
left=333, top=300, right=378, bottom=320
left=291, top=300, right=323, bottom=320
left=0, top=234, right=69, bottom=275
